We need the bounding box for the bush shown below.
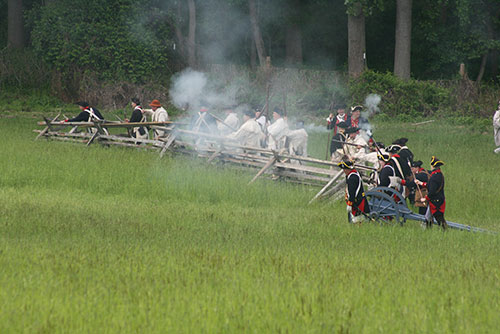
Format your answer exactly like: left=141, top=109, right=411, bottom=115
left=27, top=0, right=171, bottom=84
left=348, top=70, right=454, bottom=117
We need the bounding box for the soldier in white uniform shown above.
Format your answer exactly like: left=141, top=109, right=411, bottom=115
left=144, top=99, right=169, bottom=139
left=494, top=100, right=500, bottom=154
left=287, top=121, right=308, bottom=157
left=227, top=109, right=265, bottom=148
left=267, top=108, right=289, bottom=150
left=217, top=107, right=240, bottom=136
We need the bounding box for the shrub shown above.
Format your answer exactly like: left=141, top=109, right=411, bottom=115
left=348, top=70, right=454, bottom=117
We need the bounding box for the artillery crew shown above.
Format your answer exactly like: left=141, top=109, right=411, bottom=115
left=129, top=98, right=148, bottom=139
left=408, top=160, right=429, bottom=215
left=377, top=153, right=395, bottom=188
left=416, top=156, right=447, bottom=229
left=338, top=158, right=370, bottom=224
left=392, top=138, right=414, bottom=167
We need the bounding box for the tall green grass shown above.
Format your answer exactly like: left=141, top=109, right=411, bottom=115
left=0, top=114, right=499, bottom=333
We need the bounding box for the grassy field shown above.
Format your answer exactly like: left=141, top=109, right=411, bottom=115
left=0, top=112, right=499, bottom=333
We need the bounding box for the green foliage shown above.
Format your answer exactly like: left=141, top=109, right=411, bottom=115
left=349, top=70, right=454, bottom=117
left=27, top=0, right=171, bottom=83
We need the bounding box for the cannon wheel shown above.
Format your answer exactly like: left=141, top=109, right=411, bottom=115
left=365, top=189, right=402, bottom=225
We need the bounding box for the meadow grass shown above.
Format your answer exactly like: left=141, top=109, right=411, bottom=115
left=0, top=114, right=499, bottom=333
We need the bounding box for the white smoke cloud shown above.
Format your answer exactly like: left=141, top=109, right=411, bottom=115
left=364, top=94, right=381, bottom=118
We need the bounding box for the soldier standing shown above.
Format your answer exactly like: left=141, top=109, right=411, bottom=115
left=129, top=98, right=148, bottom=139
left=493, top=101, right=500, bottom=154
left=326, top=104, right=349, bottom=135
left=415, top=156, right=447, bottom=229
left=338, top=158, right=370, bottom=224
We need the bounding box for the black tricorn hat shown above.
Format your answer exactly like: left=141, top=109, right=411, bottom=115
left=412, top=160, right=423, bottom=168
left=386, top=144, right=401, bottom=153
left=377, top=153, right=390, bottom=162
left=430, top=156, right=444, bottom=168
left=376, top=142, right=385, bottom=149
left=345, top=127, right=359, bottom=134
left=75, top=101, right=90, bottom=108
left=131, top=97, right=140, bottom=105
left=338, top=158, right=354, bottom=169
left=351, top=105, right=363, bottom=112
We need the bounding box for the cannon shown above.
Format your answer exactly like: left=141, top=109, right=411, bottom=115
left=365, top=187, right=493, bottom=233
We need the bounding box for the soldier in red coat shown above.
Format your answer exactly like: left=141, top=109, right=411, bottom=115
left=416, top=156, right=447, bottom=229
left=338, top=157, right=370, bottom=224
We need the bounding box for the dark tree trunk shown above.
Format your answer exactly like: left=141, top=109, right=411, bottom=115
left=285, top=23, right=303, bottom=65
left=476, top=53, right=488, bottom=84
left=187, top=0, right=197, bottom=68
left=249, top=0, right=266, bottom=66
left=8, top=0, right=25, bottom=48
left=394, top=0, right=412, bottom=80
left=347, top=4, right=365, bottom=78
left=250, top=34, right=257, bottom=69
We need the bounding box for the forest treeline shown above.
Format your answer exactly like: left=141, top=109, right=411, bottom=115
left=0, top=0, right=499, bottom=115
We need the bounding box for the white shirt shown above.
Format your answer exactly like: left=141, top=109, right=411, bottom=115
left=227, top=118, right=264, bottom=148
left=494, top=109, right=500, bottom=146
left=287, top=128, right=308, bottom=156
left=267, top=117, right=289, bottom=150
left=217, top=112, right=239, bottom=136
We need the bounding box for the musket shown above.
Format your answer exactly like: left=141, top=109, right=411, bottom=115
left=330, top=139, right=371, bottom=149
left=208, top=112, right=237, bottom=132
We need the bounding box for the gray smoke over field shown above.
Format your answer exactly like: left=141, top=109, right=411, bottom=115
left=170, top=68, right=241, bottom=113
left=359, top=94, right=381, bottom=140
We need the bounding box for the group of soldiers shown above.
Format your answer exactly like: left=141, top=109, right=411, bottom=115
left=62, top=99, right=447, bottom=229
left=189, top=103, right=308, bottom=156
left=327, top=104, right=447, bottom=229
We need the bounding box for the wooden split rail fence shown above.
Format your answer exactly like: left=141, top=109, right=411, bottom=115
left=35, top=116, right=377, bottom=203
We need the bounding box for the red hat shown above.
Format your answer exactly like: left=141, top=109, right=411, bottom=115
left=149, top=99, right=161, bottom=107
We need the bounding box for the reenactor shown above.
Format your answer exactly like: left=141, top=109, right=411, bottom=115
left=287, top=121, right=308, bottom=157
left=144, top=99, right=169, bottom=139
left=392, top=137, right=413, bottom=167
left=376, top=153, right=394, bottom=188
left=338, top=157, right=370, bottom=224
left=217, top=106, right=240, bottom=136
left=62, top=101, right=108, bottom=135
left=494, top=100, right=500, bottom=154
left=330, top=121, right=349, bottom=162
left=326, top=104, right=349, bottom=135
left=349, top=105, right=369, bottom=134
left=227, top=109, right=264, bottom=148
left=415, top=156, right=447, bottom=229
left=64, top=101, right=105, bottom=123
left=407, top=160, right=429, bottom=215
left=345, top=127, right=368, bottom=160
left=267, top=107, right=289, bottom=150
left=128, top=98, right=148, bottom=139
